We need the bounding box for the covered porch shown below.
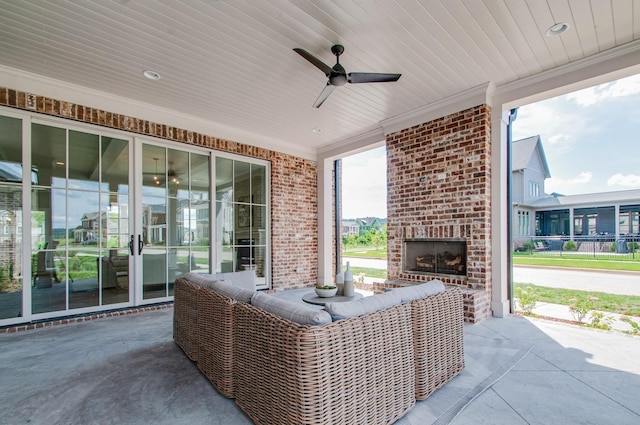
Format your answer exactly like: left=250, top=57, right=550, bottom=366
left=1, top=1, right=640, bottom=327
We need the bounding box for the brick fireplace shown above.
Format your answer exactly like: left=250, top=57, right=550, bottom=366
left=384, top=105, right=492, bottom=323
left=403, top=238, right=467, bottom=277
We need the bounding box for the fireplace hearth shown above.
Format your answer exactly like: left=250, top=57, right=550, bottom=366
left=403, top=238, right=467, bottom=277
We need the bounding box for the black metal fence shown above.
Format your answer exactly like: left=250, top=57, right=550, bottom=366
left=514, top=234, right=639, bottom=260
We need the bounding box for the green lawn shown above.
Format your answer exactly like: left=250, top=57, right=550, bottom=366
left=342, top=248, right=387, bottom=259
left=349, top=266, right=387, bottom=279
left=513, top=283, right=640, bottom=316
left=513, top=255, right=640, bottom=272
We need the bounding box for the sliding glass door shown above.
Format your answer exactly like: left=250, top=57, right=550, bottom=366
left=0, top=109, right=270, bottom=326
left=30, top=123, right=132, bottom=315
left=140, top=143, right=210, bottom=300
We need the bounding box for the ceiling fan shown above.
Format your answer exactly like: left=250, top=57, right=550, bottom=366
left=293, top=44, right=402, bottom=108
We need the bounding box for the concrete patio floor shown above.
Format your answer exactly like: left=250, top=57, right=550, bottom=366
left=1, top=307, right=638, bottom=425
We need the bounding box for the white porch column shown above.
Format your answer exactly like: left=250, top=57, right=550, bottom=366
left=569, top=208, right=574, bottom=239
left=490, top=110, right=510, bottom=317
left=615, top=204, right=620, bottom=238
left=317, top=157, right=334, bottom=286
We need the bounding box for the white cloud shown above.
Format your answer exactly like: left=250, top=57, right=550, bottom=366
left=547, top=133, right=568, bottom=145
left=342, top=148, right=387, bottom=218
left=567, top=74, right=640, bottom=107
left=607, top=173, right=640, bottom=187
left=512, top=102, right=586, bottom=155
left=545, top=172, right=593, bottom=194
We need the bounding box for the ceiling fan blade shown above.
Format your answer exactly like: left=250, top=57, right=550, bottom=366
left=293, top=48, right=333, bottom=76
left=313, top=83, right=336, bottom=108
left=348, top=72, right=402, bottom=84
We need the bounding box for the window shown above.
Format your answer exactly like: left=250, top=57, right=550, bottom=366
left=518, top=210, right=530, bottom=235
left=529, top=181, right=540, bottom=198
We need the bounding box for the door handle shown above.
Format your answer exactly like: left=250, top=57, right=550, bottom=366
left=138, top=235, right=144, bottom=255
left=129, top=235, right=134, bottom=256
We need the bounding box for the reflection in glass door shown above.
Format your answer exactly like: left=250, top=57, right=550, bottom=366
left=215, top=156, right=268, bottom=288
left=0, top=115, right=24, bottom=321
left=30, top=123, right=131, bottom=315
left=140, top=144, right=210, bottom=300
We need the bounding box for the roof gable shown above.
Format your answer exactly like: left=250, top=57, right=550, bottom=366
left=512, top=135, right=551, bottom=178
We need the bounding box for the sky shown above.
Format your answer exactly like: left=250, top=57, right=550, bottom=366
left=342, top=73, right=640, bottom=219
left=341, top=146, right=387, bottom=219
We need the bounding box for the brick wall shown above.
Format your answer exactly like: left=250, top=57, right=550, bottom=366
left=0, top=87, right=318, bottom=290
left=386, top=105, right=492, bottom=322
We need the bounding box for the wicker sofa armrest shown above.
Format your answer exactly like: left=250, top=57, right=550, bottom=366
left=411, top=287, right=465, bottom=400
left=173, top=278, right=201, bottom=361
left=233, top=301, right=416, bottom=425
left=196, top=285, right=237, bottom=398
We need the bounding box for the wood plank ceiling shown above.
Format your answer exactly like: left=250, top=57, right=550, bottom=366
left=0, top=0, right=639, bottom=157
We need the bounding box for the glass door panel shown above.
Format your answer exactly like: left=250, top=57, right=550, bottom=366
left=31, top=187, right=66, bottom=314
left=0, top=186, right=23, bottom=320
left=142, top=194, right=167, bottom=299
left=214, top=157, right=268, bottom=287
left=31, top=124, right=132, bottom=315
left=68, top=189, right=100, bottom=310
left=0, top=115, right=24, bottom=321
left=215, top=201, right=233, bottom=272
left=167, top=148, right=188, bottom=294
left=140, top=144, right=211, bottom=298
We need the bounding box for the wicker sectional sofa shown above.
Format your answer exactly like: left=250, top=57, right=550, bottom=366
left=173, top=272, right=464, bottom=425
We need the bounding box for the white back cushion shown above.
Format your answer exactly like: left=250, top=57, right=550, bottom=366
left=324, top=291, right=403, bottom=321
left=220, top=270, right=256, bottom=291
left=251, top=292, right=332, bottom=326
left=388, top=279, right=445, bottom=303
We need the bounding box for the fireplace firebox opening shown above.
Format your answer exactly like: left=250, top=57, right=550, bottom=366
left=403, top=238, right=467, bottom=277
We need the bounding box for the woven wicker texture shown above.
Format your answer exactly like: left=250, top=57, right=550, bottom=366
left=233, top=301, right=416, bottom=425
left=173, top=278, right=200, bottom=361
left=411, top=288, right=465, bottom=400
left=196, top=285, right=237, bottom=398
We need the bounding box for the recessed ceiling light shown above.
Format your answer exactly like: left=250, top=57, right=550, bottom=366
left=546, top=22, right=570, bottom=37
left=143, top=70, right=161, bottom=80
left=312, top=127, right=322, bottom=134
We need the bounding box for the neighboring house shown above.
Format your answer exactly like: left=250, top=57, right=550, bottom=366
left=512, top=136, right=640, bottom=247
left=341, top=220, right=360, bottom=237
left=355, top=217, right=383, bottom=235
left=342, top=217, right=387, bottom=237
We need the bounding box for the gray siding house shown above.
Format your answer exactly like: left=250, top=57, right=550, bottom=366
left=512, top=136, right=640, bottom=248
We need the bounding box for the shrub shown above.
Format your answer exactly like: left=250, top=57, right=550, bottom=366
left=522, top=241, right=534, bottom=252
left=621, top=316, right=640, bottom=335
left=564, top=240, right=577, bottom=251
left=589, top=311, right=614, bottom=330
left=569, top=295, right=598, bottom=323
left=515, top=286, right=538, bottom=315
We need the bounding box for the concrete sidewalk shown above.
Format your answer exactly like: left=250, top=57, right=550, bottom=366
left=523, top=300, right=639, bottom=334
